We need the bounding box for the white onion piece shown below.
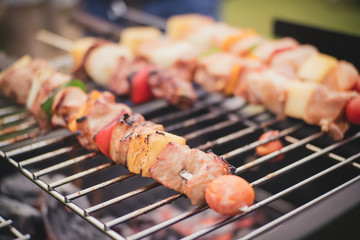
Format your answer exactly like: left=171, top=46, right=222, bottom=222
left=26, top=69, right=53, bottom=109
left=85, top=44, right=133, bottom=86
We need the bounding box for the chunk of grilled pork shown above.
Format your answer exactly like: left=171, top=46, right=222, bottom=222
left=0, top=59, right=53, bottom=104
left=150, top=143, right=234, bottom=206
left=75, top=91, right=132, bottom=151
left=148, top=69, right=197, bottom=109
left=304, top=86, right=358, bottom=140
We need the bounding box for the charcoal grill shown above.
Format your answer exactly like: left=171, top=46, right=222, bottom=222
left=1, top=83, right=360, bottom=239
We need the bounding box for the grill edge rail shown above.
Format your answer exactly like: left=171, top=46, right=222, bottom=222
left=1, top=94, right=360, bottom=240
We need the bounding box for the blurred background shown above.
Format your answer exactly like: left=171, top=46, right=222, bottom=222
left=0, top=0, right=360, bottom=59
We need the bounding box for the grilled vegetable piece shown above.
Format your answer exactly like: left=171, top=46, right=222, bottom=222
left=255, top=130, right=284, bottom=161
left=270, top=44, right=318, bottom=79
left=150, top=143, right=233, bottom=205
left=221, top=28, right=257, bottom=52
left=166, top=14, right=214, bottom=41
left=93, top=110, right=129, bottom=158
left=205, top=175, right=255, bottom=216
left=284, top=82, right=315, bottom=119
left=84, top=43, right=133, bottom=86
left=127, top=129, right=186, bottom=177
left=27, top=67, right=55, bottom=111
left=345, top=96, right=360, bottom=125
left=71, top=37, right=97, bottom=74
left=355, top=77, right=360, bottom=92
left=149, top=41, right=199, bottom=69
left=51, top=86, right=88, bottom=128
left=253, top=37, right=298, bottom=63
left=130, top=66, right=155, bottom=104
left=31, top=72, right=71, bottom=130
left=41, top=79, right=86, bottom=119
left=298, top=53, right=337, bottom=83
left=109, top=113, right=164, bottom=165
left=120, top=27, right=162, bottom=54
left=74, top=90, right=132, bottom=151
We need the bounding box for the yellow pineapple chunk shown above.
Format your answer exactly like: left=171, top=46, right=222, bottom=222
left=127, top=128, right=186, bottom=177
left=71, top=37, right=97, bottom=72
left=166, top=14, right=214, bottom=41
left=298, top=53, right=337, bottom=83
left=120, top=27, right=162, bottom=54
left=284, top=82, right=316, bottom=119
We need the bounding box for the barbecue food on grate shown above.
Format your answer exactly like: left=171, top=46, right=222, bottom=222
left=108, top=113, right=164, bottom=165
left=0, top=58, right=251, bottom=215
left=345, top=96, right=360, bottom=125
left=270, top=44, right=318, bottom=79
left=148, top=68, right=197, bottom=109
left=166, top=14, right=214, bottom=41
left=70, top=90, right=132, bottom=151
left=120, top=27, right=162, bottom=55
left=255, top=130, right=284, bottom=162
left=31, top=72, right=71, bottom=130
left=161, top=14, right=360, bottom=139
left=70, top=39, right=198, bottom=107
left=150, top=143, right=233, bottom=205
left=51, top=86, right=88, bottom=128
left=205, top=175, right=255, bottom=216
left=0, top=56, right=52, bottom=105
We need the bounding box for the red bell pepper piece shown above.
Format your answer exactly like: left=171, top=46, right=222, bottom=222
left=130, top=66, right=155, bottom=104
left=93, top=110, right=129, bottom=158
left=268, top=46, right=295, bottom=62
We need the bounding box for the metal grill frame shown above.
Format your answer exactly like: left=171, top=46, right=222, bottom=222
left=1, top=91, right=360, bottom=240
left=0, top=216, right=31, bottom=240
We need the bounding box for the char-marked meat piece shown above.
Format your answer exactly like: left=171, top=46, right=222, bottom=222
left=148, top=69, right=197, bottom=109
left=150, top=143, right=234, bottom=206
left=75, top=91, right=132, bottom=151
left=0, top=58, right=53, bottom=104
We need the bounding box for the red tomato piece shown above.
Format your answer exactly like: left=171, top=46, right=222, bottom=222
left=255, top=130, right=284, bottom=161
left=205, top=175, right=255, bottom=216
left=131, top=66, right=155, bottom=104
left=345, top=96, right=360, bottom=125
left=93, top=110, right=129, bottom=158
left=355, top=76, right=360, bottom=92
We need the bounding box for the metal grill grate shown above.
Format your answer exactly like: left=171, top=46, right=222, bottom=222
left=0, top=216, right=31, bottom=240
left=1, top=91, right=360, bottom=240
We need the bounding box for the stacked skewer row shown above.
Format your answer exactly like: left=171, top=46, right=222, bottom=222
left=1, top=14, right=360, bottom=216
left=37, top=14, right=360, bottom=139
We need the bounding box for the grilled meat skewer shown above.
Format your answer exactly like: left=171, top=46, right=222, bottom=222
left=0, top=57, right=252, bottom=215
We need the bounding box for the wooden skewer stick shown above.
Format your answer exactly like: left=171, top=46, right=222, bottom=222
left=36, top=29, right=74, bottom=52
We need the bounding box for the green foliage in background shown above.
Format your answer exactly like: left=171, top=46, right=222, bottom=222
left=222, top=0, right=360, bottom=38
